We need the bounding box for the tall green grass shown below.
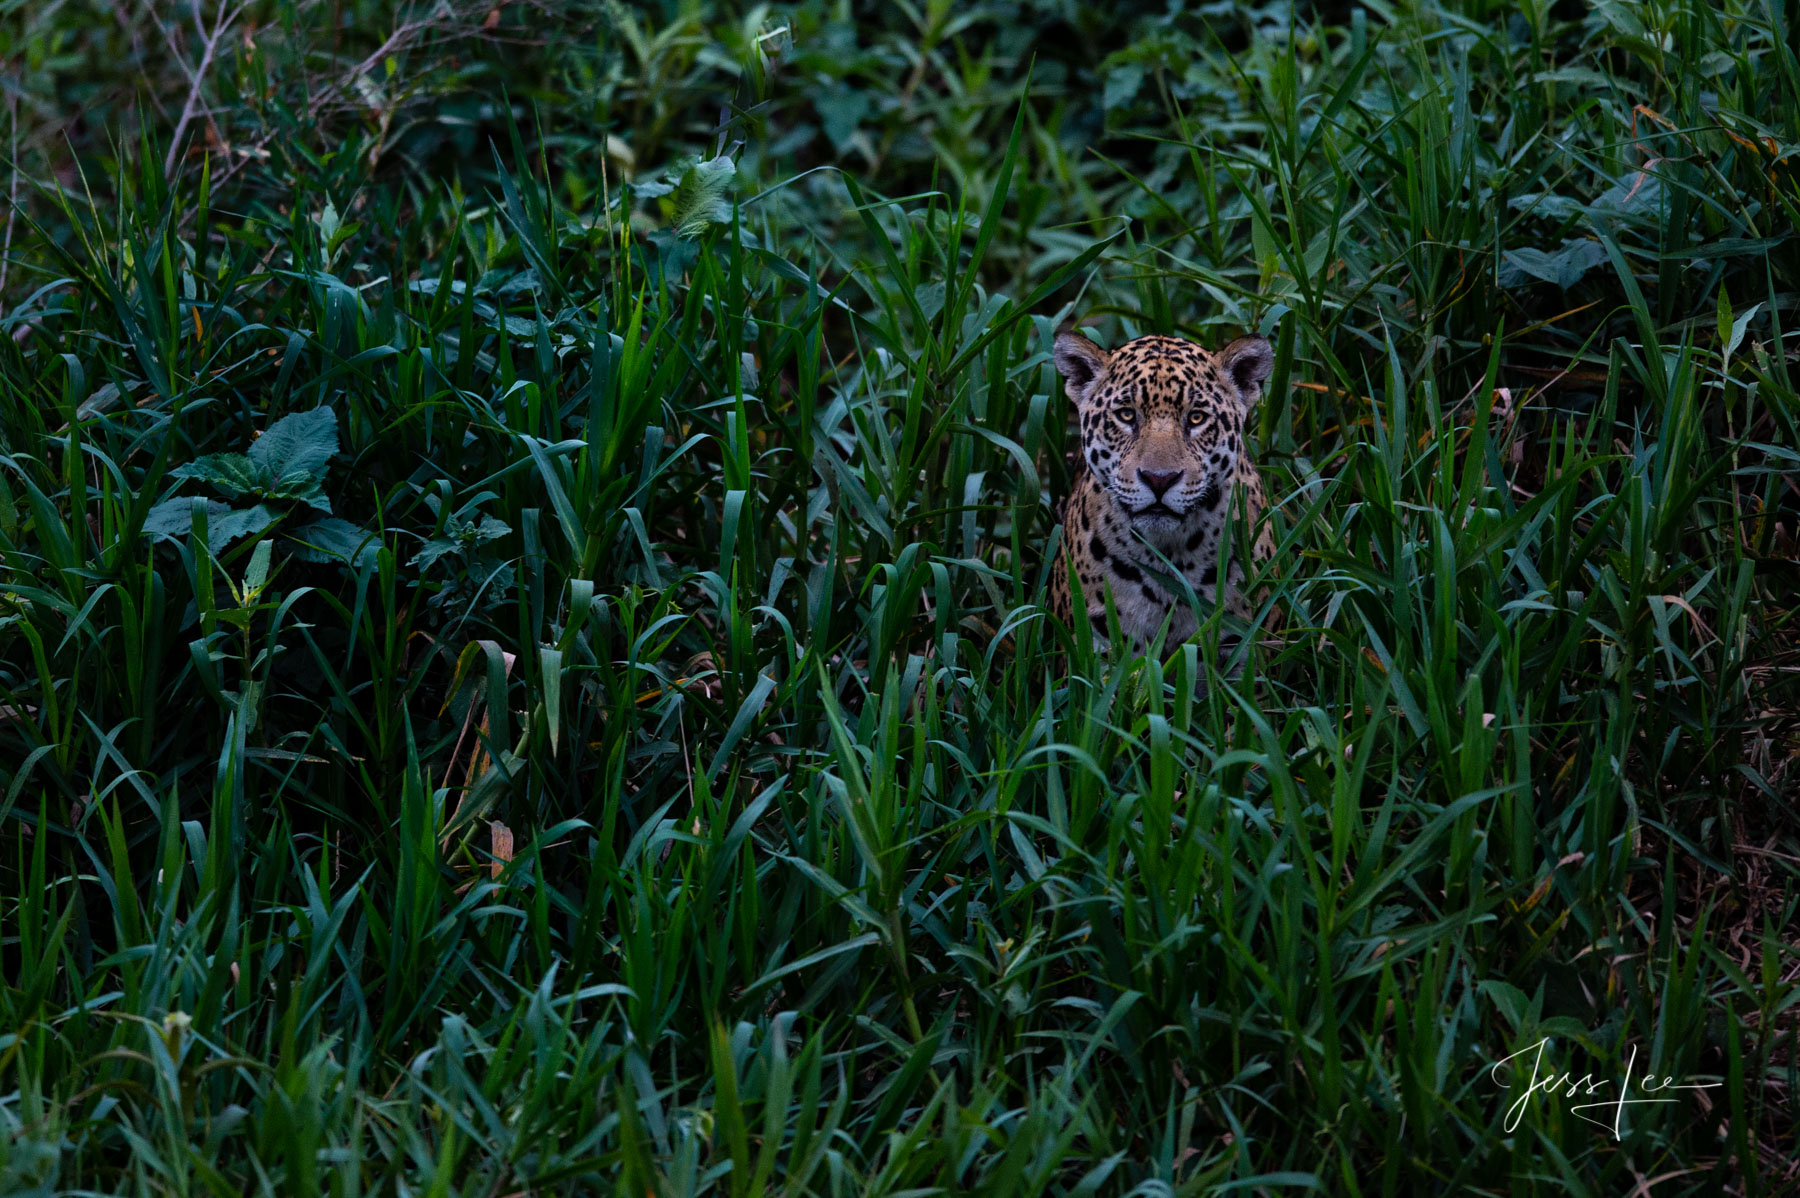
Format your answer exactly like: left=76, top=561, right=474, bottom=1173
left=1, top=0, right=1795, bottom=1193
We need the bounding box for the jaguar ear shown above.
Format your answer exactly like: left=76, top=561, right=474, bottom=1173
left=1218, top=335, right=1274, bottom=410
left=1053, top=332, right=1110, bottom=405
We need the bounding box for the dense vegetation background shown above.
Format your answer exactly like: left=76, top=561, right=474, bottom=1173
left=1, top=0, right=1796, bottom=1192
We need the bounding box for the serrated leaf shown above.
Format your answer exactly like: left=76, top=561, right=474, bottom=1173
left=248, top=407, right=339, bottom=489
left=207, top=505, right=280, bottom=548
left=264, top=472, right=333, bottom=513
left=288, top=517, right=379, bottom=567
left=170, top=453, right=261, bottom=499
left=1498, top=240, right=1608, bottom=290
left=1586, top=172, right=1663, bottom=222
left=414, top=538, right=461, bottom=571
left=143, top=496, right=225, bottom=540
left=1508, top=192, right=1586, bottom=221
left=485, top=267, right=543, bottom=297
left=145, top=498, right=278, bottom=548
left=1480, top=980, right=1535, bottom=1034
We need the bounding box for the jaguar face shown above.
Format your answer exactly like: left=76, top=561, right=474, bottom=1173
left=1053, top=331, right=1273, bottom=534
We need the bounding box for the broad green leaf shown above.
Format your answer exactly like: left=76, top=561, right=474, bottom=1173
left=143, top=498, right=275, bottom=548
left=816, top=88, right=870, bottom=152
left=248, top=406, right=339, bottom=489
left=264, top=471, right=332, bottom=513
left=1498, top=240, right=1608, bottom=290
left=170, top=453, right=260, bottom=499
left=207, top=505, right=280, bottom=548
left=288, top=517, right=379, bottom=567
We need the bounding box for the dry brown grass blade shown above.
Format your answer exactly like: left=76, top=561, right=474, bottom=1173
left=488, top=820, right=514, bottom=879
left=438, top=641, right=516, bottom=853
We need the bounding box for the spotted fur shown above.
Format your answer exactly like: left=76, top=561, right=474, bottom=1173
left=1048, top=330, right=1278, bottom=655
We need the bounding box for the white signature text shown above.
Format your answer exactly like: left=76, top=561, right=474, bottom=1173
left=1491, top=1039, right=1721, bottom=1140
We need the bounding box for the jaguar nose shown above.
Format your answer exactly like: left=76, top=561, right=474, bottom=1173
left=1137, top=468, right=1184, bottom=497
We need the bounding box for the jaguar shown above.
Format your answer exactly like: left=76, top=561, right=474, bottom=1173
left=1047, top=329, right=1279, bottom=656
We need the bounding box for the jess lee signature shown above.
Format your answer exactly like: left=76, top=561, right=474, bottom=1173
left=1491, top=1039, right=1722, bottom=1139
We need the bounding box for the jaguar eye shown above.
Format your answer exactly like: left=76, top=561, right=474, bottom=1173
left=1187, top=409, right=1204, bottom=427
left=1117, top=407, right=1137, bottom=426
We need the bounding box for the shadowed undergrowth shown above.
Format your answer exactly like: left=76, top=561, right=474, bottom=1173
left=0, top=0, right=1796, bottom=1194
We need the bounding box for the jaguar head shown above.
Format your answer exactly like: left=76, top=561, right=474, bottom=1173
left=1053, top=331, right=1273, bottom=533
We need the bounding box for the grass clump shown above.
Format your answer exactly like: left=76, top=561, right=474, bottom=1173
left=0, top=0, right=1795, bottom=1194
